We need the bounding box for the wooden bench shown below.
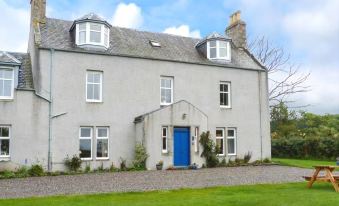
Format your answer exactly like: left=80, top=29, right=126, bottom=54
left=304, top=165, right=339, bottom=192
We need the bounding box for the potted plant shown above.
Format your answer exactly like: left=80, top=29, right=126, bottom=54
left=336, top=157, right=339, bottom=166
left=156, top=160, right=163, bottom=170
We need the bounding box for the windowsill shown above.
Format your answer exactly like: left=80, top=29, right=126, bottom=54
left=0, top=98, right=14, bottom=101
left=0, top=157, right=10, bottom=162
left=217, top=154, right=225, bottom=157
left=81, top=158, right=93, bottom=161
left=220, top=106, right=231, bottom=109
left=160, top=103, right=172, bottom=107
left=162, top=150, right=169, bottom=154
left=86, top=100, right=103, bottom=104
left=96, top=157, right=109, bottom=161
left=228, top=154, right=237, bottom=156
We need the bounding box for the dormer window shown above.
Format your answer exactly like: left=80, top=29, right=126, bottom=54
left=207, top=40, right=230, bottom=61
left=76, top=22, right=109, bottom=48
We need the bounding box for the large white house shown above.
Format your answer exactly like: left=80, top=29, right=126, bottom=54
left=0, top=0, right=270, bottom=171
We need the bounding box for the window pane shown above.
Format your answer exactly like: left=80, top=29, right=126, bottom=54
left=87, top=84, right=94, bottom=100
left=219, top=41, right=227, bottom=48
left=224, top=84, right=228, bottom=92
left=224, top=94, right=229, bottom=106
left=0, top=80, right=3, bottom=96
left=79, top=31, right=86, bottom=44
left=210, top=40, right=216, bottom=47
left=93, top=84, right=100, bottom=100
left=80, top=139, right=91, bottom=158
left=0, top=127, right=9, bottom=137
left=98, top=128, right=107, bottom=137
left=97, top=139, right=108, bottom=158
left=4, top=80, right=12, bottom=97
left=87, top=73, right=94, bottom=82
left=90, top=23, right=101, bottom=31
left=216, top=138, right=223, bottom=154
left=79, top=23, right=86, bottom=30
left=161, top=79, right=165, bottom=87
left=162, top=137, right=167, bottom=150
left=0, top=70, right=3, bottom=78
left=220, top=93, right=225, bottom=105
left=219, top=48, right=227, bottom=58
left=216, top=129, right=223, bottom=137
left=162, top=128, right=167, bottom=137
left=161, top=88, right=166, bottom=103
left=165, top=79, right=171, bottom=88
left=228, top=129, right=235, bottom=137
left=104, top=34, right=109, bottom=46
left=0, top=139, right=9, bottom=156
left=90, top=31, right=101, bottom=43
left=4, top=70, right=13, bottom=79
left=93, top=73, right=101, bottom=83
left=165, top=89, right=171, bottom=103
left=80, top=128, right=91, bottom=137
left=227, top=139, right=235, bottom=154
left=210, top=48, right=216, bottom=58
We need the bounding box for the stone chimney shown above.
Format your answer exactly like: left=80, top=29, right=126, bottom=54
left=30, top=0, right=46, bottom=24
left=225, top=11, right=247, bottom=48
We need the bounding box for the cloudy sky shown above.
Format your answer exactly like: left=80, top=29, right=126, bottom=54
left=1, top=0, right=338, bottom=114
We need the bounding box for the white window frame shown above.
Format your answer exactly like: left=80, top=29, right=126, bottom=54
left=79, top=127, right=93, bottom=160
left=86, top=71, right=103, bottom=102
left=227, top=128, right=237, bottom=156
left=207, top=40, right=231, bottom=61
left=216, top=128, right=225, bottom=156
left=194, top=127, right=199, bottom=153
left=220, top=81, right=231, bottom=108
left=160, top=76, right=174, bottom=106
left=162, top=126, right=168, bottom=153
left=96, top=127, right=109, bottom=160
left=76, top=22, right=110, bottom=48
left=0, top=125, right=10, bottom=158
left=0, top=67, right=14, bottom=100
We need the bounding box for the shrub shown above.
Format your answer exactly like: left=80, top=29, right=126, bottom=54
left=0, top=170, right=15, bottom=179
left=120, top=158, right=127, bottom=171
left=64, top=155, right=82, bottom=172
left=218, top=158, right=227, bottom=167
left=15, top=166, right=29, bottom=178
left=263, top=158, right=271, bottom=163
left=244, top=152, right=252, bottom=163
left=85, top=164, right=91, bottom=173
left=132, top=143, right=149, bottom=170
left=272, top=136, right=339, bottom=160
left=97, top=163, right=104, bottom=172
left=199, top=131, right=219, bottom=168
left=28, top=164, right=44, bottom=176
left=109, top=163, right=119, bottom=172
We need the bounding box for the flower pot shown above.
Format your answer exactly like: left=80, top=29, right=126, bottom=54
left=156, top=164, right=163, bottom=170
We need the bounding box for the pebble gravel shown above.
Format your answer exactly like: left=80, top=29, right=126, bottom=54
left=0, top=165, right=314, bottom=199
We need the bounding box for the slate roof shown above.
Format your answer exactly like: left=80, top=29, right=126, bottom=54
left=40, top=18, right=264, bottom=71
left=0, top=51, right=34, bottom=90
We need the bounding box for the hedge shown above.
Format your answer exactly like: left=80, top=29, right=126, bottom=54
left=272, top=136, right=339, bottom=160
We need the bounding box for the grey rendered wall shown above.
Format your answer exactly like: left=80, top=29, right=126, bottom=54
left=0, top=90, right=49, bottom=171
left=37, top=49, right=270, bottom=171
left=137, top=101, right=208, bottom=170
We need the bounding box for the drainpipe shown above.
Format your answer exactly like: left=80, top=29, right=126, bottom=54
left=258, top=71, right=263, bottom=160
left=47, top=49, right=54, bottom=172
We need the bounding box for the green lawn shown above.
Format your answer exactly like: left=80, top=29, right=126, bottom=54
left=272, top=158, right=336, bottom=169
left=1, top=183, right=339, bottom=206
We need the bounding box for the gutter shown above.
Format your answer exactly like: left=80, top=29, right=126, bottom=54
left=258, top=71, right=263, bottom=160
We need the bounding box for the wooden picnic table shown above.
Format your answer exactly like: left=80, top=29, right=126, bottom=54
left=303, top=165, right=339, bottom=192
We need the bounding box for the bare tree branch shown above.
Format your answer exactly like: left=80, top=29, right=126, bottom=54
left=248, top=36, right=311, bottom=108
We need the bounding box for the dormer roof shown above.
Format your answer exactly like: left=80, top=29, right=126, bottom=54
left=70, top=13, right=112, bottom=31
left=195, top=32, right=231, bottom=48
left=0, top=51, right=21, bottom=65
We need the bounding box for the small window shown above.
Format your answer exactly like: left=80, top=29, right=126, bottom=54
left=162, top=126, right=168, bottom=153
left=194, top=127, right=199, bottom=153
left=0, top=126, right=10, bottom=158
left=0, top=68, right=14, bottom=99
left=207, top=40, right=230, bottom=61
left=160, top=76, right=173, bottom=106
left=227, top=128, right=237, bottom=155
left=90, top=23, right=102, bottom=43
left=220, top=82, right=231, bottom=108
left=86, top=71, right=102, bottom=102
left=79, top=127, right=92, bottom=160
left=150, top=40, right=161, bottom=47
left=216, top=128, right=225, bottom=156
left=96, top=127, right=109, bottom=159
left=79, top=23, right=87, bottom=44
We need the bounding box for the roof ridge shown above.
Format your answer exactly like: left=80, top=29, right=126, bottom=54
left=46, top=17, right=201, bottom=41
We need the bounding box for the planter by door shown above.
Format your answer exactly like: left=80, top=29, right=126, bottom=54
left=174, top=127, right=190, bottom=167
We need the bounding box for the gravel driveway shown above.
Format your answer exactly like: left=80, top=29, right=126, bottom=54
left=0, top=165, right=313, bottom=199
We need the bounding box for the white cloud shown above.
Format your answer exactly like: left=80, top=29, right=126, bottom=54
left=0, top=0, right=30, bottom=52
left=111, top=3, right=143, bottom=29
left=163, top=25, right=201, bottom=38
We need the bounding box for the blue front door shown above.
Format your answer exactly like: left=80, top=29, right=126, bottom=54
left=174, top=127, right=190, bottom=166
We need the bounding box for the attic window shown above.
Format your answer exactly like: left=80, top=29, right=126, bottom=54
left=76, top=22, right=110, bottom=48
left=150, top=40, right=161, bottom=47
left=207, top=40, right=231, bottom=61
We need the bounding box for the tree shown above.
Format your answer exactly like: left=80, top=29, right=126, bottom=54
left=248, top=36, right=310, bottom=109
